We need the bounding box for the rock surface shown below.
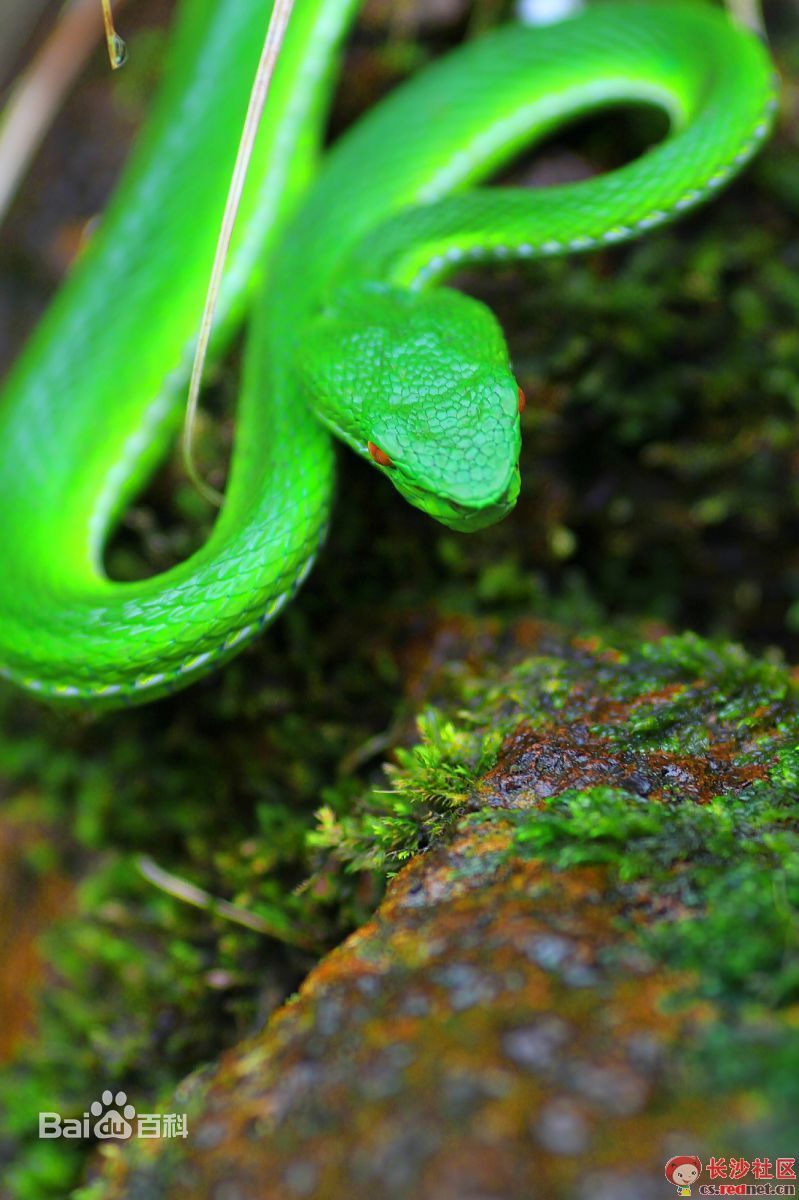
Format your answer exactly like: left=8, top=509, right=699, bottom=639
left=91, top=624, right=799, bottom=1199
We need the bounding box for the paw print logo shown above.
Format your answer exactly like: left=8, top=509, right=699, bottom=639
left=90, top=1090, right=136, bottom=1140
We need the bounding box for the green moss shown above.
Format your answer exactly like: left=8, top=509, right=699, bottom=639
left=313, top=621, right=797, bottom=862
left=312, top=712, right=505, bottom=872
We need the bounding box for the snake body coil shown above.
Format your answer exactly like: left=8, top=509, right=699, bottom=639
left=0, top=0, right=777, bottom=705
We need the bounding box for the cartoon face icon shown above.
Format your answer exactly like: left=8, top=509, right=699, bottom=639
left=664, top=1156, right=703, bottom=1194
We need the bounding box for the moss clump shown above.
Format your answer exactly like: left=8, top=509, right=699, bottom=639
left=312, top=712, right=505, bottom=872
left=317, top=626, right=793, bottom=872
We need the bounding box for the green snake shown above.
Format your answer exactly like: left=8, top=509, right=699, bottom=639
left=0, top=0, right=777, bottom=706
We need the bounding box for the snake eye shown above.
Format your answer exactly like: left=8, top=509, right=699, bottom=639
left=517, top=385, right=527, bottom=414
left=368, top=442, right=394, bottom=468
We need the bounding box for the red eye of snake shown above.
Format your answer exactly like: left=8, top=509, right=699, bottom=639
left=517, top=384, right=527, bottom=414
left=368, top=442, right=394, bottom=468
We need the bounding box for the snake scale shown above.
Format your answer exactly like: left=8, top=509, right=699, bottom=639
left=0, top=0, right=777, bottom=705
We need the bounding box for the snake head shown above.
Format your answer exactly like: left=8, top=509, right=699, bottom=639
left=301, top=282, right=521, bottom=532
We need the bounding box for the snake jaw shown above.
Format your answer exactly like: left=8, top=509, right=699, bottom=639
left=435, top=476, right=521, bottom=532
left=391, top=461, right=521, bottom=533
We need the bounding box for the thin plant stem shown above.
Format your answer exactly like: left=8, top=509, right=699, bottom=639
left=136, top=855, right=321, bottom=950
left=101, top=0, right=128, bottom=68
left=181, top=0, right=298, bottom=507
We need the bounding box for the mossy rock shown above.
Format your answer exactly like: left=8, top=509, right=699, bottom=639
left=82, top=621, right=799, bottom=1199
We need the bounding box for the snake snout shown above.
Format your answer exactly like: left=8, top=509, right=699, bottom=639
left=418, top=464, right=522, bottom=533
